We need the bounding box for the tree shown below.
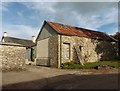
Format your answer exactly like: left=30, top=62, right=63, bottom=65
left=112, top=32, right=120, bottom=56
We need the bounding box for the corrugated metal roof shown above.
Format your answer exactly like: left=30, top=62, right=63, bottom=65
left=46, top=21, right=117, bottom=42
left=2, top=37, right=36, bottom=47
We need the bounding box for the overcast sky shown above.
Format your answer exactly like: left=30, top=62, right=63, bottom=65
left=0, top=1, right=118, bottom=40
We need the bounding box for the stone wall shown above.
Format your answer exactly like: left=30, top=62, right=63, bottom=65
left=35, top=34, right=118, bottom=68
left=0, top=44, right=26, bottom=71
left=48, top=35, right=59, bottom=67
left=61, top=35, right=118, bottom=64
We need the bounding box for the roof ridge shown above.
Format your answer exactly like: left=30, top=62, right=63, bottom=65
left=46, top=21, right=97, bottom=32
left=4, top=36, right=32, bottom=41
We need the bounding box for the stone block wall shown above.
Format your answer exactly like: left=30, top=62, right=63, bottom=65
left=0, top=44, right=26, bottom=71
left=35, top=34, right=118, bottom=68
left=48, top=35, right=59, bottom=67
left=60, top=35, right=118, bottom=64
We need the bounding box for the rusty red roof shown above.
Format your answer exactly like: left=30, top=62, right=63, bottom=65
left=46, top=21, right=117, bottom=42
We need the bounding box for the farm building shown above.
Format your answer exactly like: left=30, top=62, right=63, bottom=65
left=1, top=21, right=118, bottom=68
left=34, top=21, right=118, bottom=68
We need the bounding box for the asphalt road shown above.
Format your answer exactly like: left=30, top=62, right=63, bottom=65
left=2, top=66, right=119, bottom=90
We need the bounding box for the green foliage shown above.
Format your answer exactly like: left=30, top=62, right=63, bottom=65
left=61, top=60, right=120, bottom=69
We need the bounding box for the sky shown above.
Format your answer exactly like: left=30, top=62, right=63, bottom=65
left=0, top=1, right=119, bottom=40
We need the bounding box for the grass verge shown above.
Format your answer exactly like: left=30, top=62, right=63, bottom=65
left=61, top=60, right=120, bottom=69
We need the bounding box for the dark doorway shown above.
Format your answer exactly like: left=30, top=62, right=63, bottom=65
left=31, top=48, right=34, bottom=61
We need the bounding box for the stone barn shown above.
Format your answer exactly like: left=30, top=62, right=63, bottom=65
left=34, top=21, right=118, bottom=68
left=0, top=43, right=26, bottom=71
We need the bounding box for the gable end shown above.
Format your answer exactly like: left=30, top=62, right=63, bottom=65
left=36, top=21, right=58, bottom=41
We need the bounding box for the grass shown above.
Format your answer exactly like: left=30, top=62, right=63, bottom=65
left=61, top=60, right=120, bottom=69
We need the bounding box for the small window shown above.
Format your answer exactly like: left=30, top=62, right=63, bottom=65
left=79, top=46, right=82, bottom=51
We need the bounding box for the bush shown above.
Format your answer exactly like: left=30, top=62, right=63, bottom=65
left=61, top=60, right=120, bottom=69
